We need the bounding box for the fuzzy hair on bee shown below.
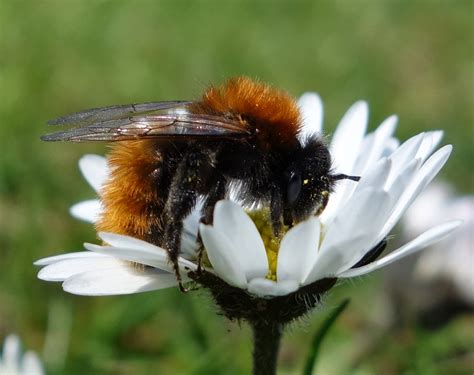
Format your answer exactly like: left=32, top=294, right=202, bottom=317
left=43, top=76, right=359, bottom=289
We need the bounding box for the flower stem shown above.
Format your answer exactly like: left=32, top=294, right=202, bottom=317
left=250, top=320, right=283, bottom=375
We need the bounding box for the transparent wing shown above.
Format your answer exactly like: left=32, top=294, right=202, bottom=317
left=47, top=101, right=192, bottom=126
left=43, top=102, right=250, bottom=142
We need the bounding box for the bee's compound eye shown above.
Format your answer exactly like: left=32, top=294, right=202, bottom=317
left=286, top=171, right=302, bottom=204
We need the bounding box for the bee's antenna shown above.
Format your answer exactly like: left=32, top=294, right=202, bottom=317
left=332, top=174, right=360, bottom=182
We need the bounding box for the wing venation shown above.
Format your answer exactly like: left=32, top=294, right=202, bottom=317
left=42, top=111, right=250, bottom=142
left=47, top=101, right=193, bottom=126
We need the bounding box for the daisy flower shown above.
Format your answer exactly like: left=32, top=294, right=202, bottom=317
left=0, top=335, right=44, bottom=375
left=36, top=94, right=460, bottom=304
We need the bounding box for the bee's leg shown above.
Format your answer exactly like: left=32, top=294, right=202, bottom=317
left=270, top=189, right=283, bottom=236
left=163, top=150, right=210, bottom=292
left=283, top=209, right=293, bottom=228
left=202, top=176, right=226, bottom=225
left=197, top=177, right=226, bottom=272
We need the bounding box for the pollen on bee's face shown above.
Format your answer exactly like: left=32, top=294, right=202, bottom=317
left=246, top=209, right=289, bottom=281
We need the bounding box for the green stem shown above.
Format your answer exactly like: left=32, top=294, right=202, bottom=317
left=251, top=321, right=283, bottom=375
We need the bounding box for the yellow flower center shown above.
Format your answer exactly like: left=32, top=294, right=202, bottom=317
left=247, top=208, right=289, bottom=281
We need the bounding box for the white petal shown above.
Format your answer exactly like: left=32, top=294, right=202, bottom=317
left=306, top=189, right=391, bottom=282
left=98, top=232, right=158, bottom=252
left=79, top=154, right=108, bottom=193
left=339, top=221, right=462, bottom=278
left=330, top=101, right=368, bottom=174
left=92, top=211, right=200, bottom=261
left=353, top=158, right=391, bottom=195
left=85, top=242, right=197, bottom=273
left=199, top=224, right=248, bottom=288
left=21, top=351, right=44, bottom=375
left=321, top=102, right=368, bottom=222
left=34, top=252, right=108, bottom=266
left=322, top=189, right=391, bottom=253
left=384, top=159, right=421, bottom=214
left=379, top=145, right=452, bottom=239
left=297, top=93, right=323, bottom=139
left=212, top=201, right=268, bottom=280
left=416, top=131, right=444, bottom=163
left=320, top=178, right=359, bottom=224
left=182, top=204, right=201, bottom=240
left=247, top=278, right=299, bottom=297
left=63, top=266, right=177, bottom=296
left=382, top=137, right=400, bottom=157
left=353, top=115, right=397, bottom=176
left=386, top=133, right=424, bottom=186
left=180, top=232, right=199, bottom=260
left=325, top=139, right=391, bottom=220
left=352, top=132, right=376, bottom=174
left=38, top=257, right=126, bottom=281
left=180, top=204, right=202, bottom=259
left=70, top=199, right=102, bottom=223
left=277, top=217, right=320, bottom=283
left=2, top=335, right=20, bottom=370
left=328, top=158, right=391, bottom=223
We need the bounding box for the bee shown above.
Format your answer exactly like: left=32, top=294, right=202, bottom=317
left=43, top=76, right=359, bottom=288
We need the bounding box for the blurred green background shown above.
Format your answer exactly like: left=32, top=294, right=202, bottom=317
left=1, top=1, right=473, bottom=374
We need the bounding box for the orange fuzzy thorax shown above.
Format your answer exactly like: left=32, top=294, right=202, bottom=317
left=193, top=76, right=302, bottom=151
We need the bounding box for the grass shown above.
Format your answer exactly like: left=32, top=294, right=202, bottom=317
left=1, top=1, right=473, bottom=373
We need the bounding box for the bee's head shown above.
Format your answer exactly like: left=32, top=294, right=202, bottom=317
left=282, top=137, right=359, bottom=225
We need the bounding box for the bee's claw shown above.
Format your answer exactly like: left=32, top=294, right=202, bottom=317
left=178, top=282, right=188, bottom=293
